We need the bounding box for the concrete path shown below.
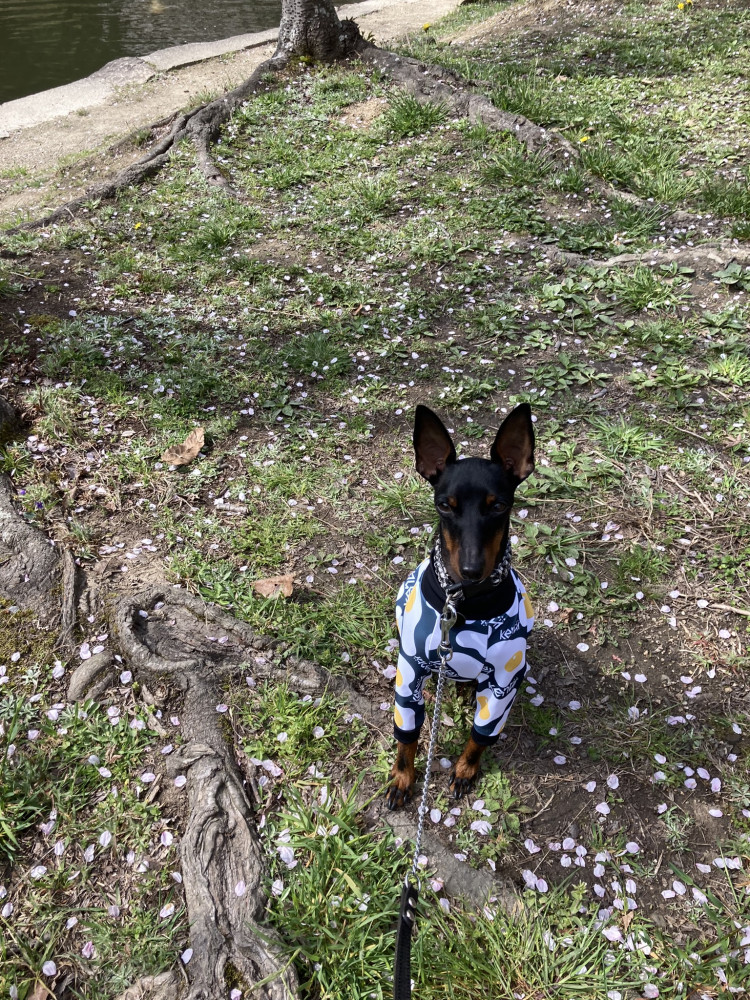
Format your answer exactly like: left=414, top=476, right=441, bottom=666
left=0, top=0, right=461, bottom=225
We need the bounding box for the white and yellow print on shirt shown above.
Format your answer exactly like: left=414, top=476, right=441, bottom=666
left=393, top=557, right=534, bottom=747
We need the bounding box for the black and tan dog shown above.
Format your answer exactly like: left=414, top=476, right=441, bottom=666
left=387, top=403, right=535, bottom=810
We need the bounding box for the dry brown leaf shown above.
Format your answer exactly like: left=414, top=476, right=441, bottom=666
left=29, top=983, right=51, bottom=1000
left=161, top=427, right=205, bottom=466
left=252, top=574, right=294, bottom=599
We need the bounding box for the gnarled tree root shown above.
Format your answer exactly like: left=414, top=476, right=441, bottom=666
left=358, top=43, right=577, bottom=159
left=8, top=29, right=736, bottom=238
left=0, top=473, right=64, bottom=621
left=115, top=971, right=182, bottom=1000
left=0, top=472, right=78, bottom=652
left=2, top=472, right=521, bottom=997
left=114, top=588, right=302, bottom=1000
left=16, top=55, right=289, bottom=232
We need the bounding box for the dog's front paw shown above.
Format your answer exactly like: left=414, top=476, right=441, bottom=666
left=449, top=737, right=486, bottom=799
left=449, top=753, right=482, bottom=799
left=385, top=780, right=413, bottom=811
left=449, top=770, right=477, bottom=799
left=387, top=740, right=418, bottom=810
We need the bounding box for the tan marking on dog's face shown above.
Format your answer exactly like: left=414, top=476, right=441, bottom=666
left=482, top=528, right=506, bottom=580
left=442, top=527, right=462, bottom=581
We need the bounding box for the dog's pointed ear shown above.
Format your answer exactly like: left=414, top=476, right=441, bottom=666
left=413, top=405, right=457, bottom=484
left=490, top=403, right=535, bottom=482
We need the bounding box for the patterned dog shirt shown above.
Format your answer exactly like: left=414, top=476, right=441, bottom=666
left=394, top=556, right=534, bottom=747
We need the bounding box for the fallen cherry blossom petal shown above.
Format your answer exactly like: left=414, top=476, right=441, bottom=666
left=470, top=820, right=492, bottom=835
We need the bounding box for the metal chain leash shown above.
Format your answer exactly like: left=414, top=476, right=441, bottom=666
left=394, top=594, right=458, bottom=1000
left=395, top=537, right=514, bottom=999
left=408, top=594, right=457, bottom=886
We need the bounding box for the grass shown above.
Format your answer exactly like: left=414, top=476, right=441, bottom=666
left=0, top=0, right=749, bottom=996
left=404, top=0, right=750, bottom=220
left=236, top=683, right=366, bottom=781
left=264, top=789, right=748, bottom=999
left=382, top=91, right=449, bottom=138
left=0, top=677, right=183, bottom=997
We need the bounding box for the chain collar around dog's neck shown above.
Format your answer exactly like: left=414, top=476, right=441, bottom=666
left=431, top=530, right=512, bottom=604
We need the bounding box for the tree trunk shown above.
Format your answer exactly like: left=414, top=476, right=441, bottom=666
left=275, top=0, right=362, bottom=61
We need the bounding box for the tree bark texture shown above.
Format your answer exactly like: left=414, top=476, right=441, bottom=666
left=276, top=0, right=361, bottom=60
left=0, top=473, right=62, bottom=621
left=114, top=590, right=301, bottom=1000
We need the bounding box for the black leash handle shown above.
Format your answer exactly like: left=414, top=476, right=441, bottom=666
left=393, top=880, right=418, bottom=999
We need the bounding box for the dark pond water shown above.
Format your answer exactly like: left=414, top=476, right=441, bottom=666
left=0, top=0, right=287, bottom=104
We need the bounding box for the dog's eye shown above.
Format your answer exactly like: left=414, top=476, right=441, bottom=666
left=436, top=500, right=453, bottom=515
left=492, top=502, right=508, bottom=514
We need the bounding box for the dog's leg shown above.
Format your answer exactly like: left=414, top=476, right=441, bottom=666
left=386, top=740, right=418, bottom=810
left=450, top=736, right=486, bottom=799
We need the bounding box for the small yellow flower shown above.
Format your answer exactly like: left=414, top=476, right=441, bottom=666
left=422, top=22, right=431, bottom=30
left=579, top=136, right=589, bottom=143
left=677, top=2, right=684, bottom=8
left=134, top=222, right=143, bottom=230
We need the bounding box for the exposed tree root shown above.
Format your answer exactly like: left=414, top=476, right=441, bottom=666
left=0, top=473, right=63, bottom=622
left=113, top=588, right=301, bottom=1000
left=17, top=56, right=289, bottom=232
left=589, top=244, right=750, bottom=270
left=545, top=241, right=750, bottom=275
left=115, top=971, right=182, bottom=1000
left=59, top=547, right=78, bottom=654
left=67, top=651, right=116, bottom=702
left=355, top=43, right=743, bottom=233
left=6, top=27, right=743, bottom=240
left=384, top=808, right=520, bottom=915
left=0, top=476, right=299, bottom=998
left=358, top=43, right=577, bottom=159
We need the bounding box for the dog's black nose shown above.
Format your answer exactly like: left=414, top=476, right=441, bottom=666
left=459, top=563, right=484, bottom=582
